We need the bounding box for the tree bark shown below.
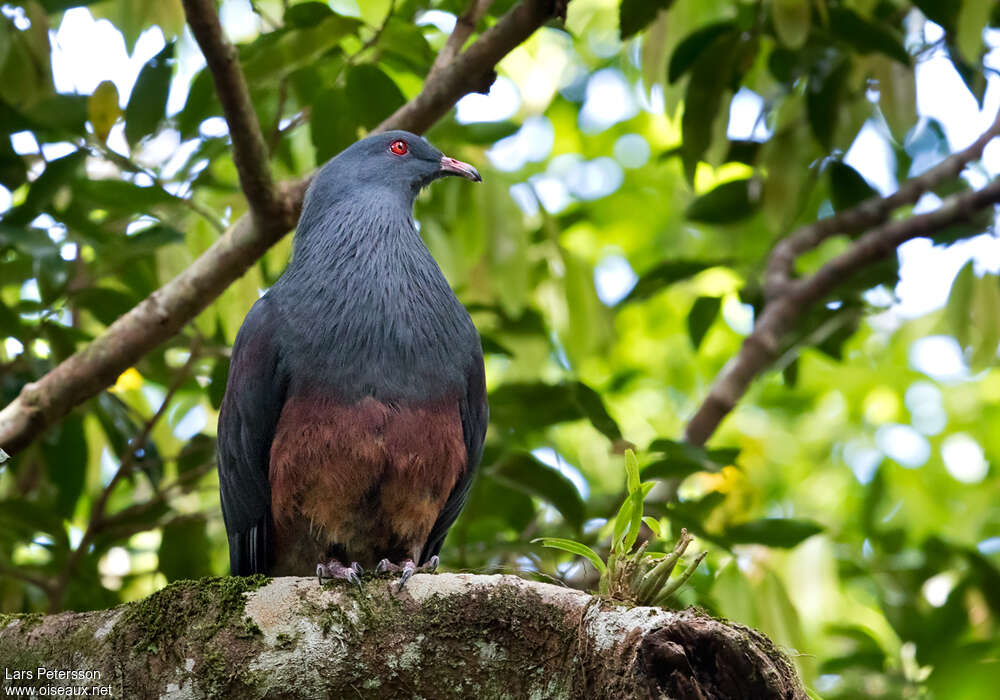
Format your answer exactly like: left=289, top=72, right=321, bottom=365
left=0, top=573, right=805, bottom=699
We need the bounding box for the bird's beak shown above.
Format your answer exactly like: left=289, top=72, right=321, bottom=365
left=440, top=155, right=482, bottom=182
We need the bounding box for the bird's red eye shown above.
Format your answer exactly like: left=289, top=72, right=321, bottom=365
left=389, top=139, right=408, bottom=156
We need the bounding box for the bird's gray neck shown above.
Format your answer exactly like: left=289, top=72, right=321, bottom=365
left=286, top=184, right=419, bottom=272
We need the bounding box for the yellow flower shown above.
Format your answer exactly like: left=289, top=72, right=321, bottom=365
left=111, top=367, right=143, bottom=393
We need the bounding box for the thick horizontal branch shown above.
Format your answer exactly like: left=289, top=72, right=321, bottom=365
left=686, top=172, right=1000, bottom=445
left=182, top=0, right=281, bottom=223
left=764, top=109, right=1000, bottom=299
left=0, top=0, right=567, bottom=455
left=0, top=574, right=805, bottom=699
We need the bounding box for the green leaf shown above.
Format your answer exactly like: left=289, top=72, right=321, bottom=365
left=641, top=458, right=704, bottom=481
left=687, top=296, right=721, bottom=350
left=209, top=356, right=229, bottom=410
left=725, top=139, right=761, bottom=166
left=0, top=4, right=53, bottom=109
left=9, top=150, right=85, bottom=224
left=667, top=22, right=736, bottom=83
left=532, top=537, right=606, bottom=574
left=40, top=0, right=104, bottom=10
left=806, top=55, right=850, bottom=150
left=461, top=473, right=535, bottom=537
left=829, top=8, right=910, bottom=65
left=645, top=439, right=739, bottom=480
left=241, top=15, right=360, bottom=86
left=913, top=0, right=960, bottom=34
left=75, top=179, right=183, bottom=215
left=619, top=259, right=729, bottom=305
left=0, top=499, right=68, bottom=545
left=176, top=434, right=215, bottom=491
left=113, top=225, right=185, bottom=261
left=956, top=1, right=990, bottom=66
left=945, top=260, right=977, bottom=349
left=969, top=272, right=1000, bottom=371
left=721, top=518, right=824, bottom=547
left=488, top=381, right=622, bottom=442
left=177, top=69, right=219, bottom=139
left=0, top=136, right=26, bottom=190
left=613, top=482, right=655, bottom=552
left=125, top=42, right=174, bottom=146
left=88, top=80, right=120, bottom=143
left=619, top=0, right=673, bottom=40
left=681, top=32, right=742, bottom=180
left=686, top=179, right=759, bottom=223
left=870, top=56, right=917, bottom=143
left=377, top=18, right=435, bottom=74
left=642, top=516, right=662, bottom=538
left=34, top=250, right=69, bottom=303
left=828, top=161, right=877, bottom=212
left=492, top=453, right=585, bottom=530
left=41, top=416, right=87, bottom=519
left=772, top=0, right=811, bottom=49
left=427, top=119, right=521, bottom=146
left=311, top=87, right=357, bottom=162
left=479, top=335, right=513, bottom=356
left=283, top=1, right=333, bottom=27
left=71, top=287, right=137, bottom=326
left=159, top=516, right=214, bottom=581
left=624, top=449, right=640, bottom=494
left=91, top=0, right=185, bottom=53
left=345, top=64, right=405, bottom=130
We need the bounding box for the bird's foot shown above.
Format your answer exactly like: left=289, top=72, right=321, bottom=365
left=316, top=559, right=364, bottom=590
left=375, top=555, right=439, bottom=592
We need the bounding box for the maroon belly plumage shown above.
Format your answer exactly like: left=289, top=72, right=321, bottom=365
left=267, top=395, right=466, bottom=574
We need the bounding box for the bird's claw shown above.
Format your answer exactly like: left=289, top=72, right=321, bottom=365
left=316, top=560, right=364, bottom=591
left=375, top=555, right=440, bottom=592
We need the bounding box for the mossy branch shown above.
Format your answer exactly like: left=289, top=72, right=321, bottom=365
left=0, top=574, right=805, bottom=699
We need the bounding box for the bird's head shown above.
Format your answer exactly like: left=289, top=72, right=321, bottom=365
left=322, top=130, right=482, bottom=199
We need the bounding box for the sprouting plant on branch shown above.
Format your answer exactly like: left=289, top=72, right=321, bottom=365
left=535, top=450, right=706, bottom=607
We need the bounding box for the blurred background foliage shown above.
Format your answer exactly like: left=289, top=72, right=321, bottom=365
left=0, top=0, right=999, bottom=697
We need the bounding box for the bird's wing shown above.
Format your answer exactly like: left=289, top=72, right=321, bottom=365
left=420, top=352, right=488, bottom=564
left=217, top=295, right=288, bottom=575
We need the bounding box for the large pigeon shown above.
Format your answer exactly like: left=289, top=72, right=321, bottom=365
left=217, top=130, right=488, bottom=589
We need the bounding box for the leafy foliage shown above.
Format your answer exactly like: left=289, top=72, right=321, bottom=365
left=0, top=1, right=999, bottom=698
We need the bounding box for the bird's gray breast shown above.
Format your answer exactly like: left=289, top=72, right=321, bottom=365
left=273, top=257, right=478, bottom=403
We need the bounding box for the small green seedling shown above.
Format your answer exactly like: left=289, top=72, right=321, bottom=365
left=534, top=449, right=706, bottom=607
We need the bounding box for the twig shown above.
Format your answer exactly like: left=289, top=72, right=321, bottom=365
left=268, top=79, right=288, bottom=154
left=0, top=0, right=568, bottom=456
left=181, top=0, right=281, bottom=225
left=428, top=0, right=495, bottom=80
left=685, top=162, right=1000, bottom=445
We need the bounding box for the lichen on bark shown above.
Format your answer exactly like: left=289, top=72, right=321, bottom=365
left=0, top=573, right=806, bottom=699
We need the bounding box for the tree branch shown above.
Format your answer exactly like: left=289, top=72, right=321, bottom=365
left=181, top=0, right=281, bottom=224
left=0, top=0, right=567, bottom=455
left=377, top=0, right=567, bottom=134
left=686, top=166, right=1000, bottom=445
left=428, top=0, right=495, bottom=80
left=0, top=574, right=806, bottom=699
left=764, top=110, right=1000, bottom=299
